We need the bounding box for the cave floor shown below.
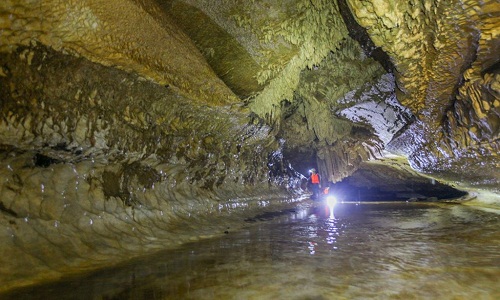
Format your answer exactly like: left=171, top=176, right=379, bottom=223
left=2, top=200, right=499, bottom=299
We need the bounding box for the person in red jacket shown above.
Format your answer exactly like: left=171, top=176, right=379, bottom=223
left=309, top=168, right=321, bottom=200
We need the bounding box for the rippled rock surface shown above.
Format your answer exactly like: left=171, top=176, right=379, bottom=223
left=0, top=44, right=303, bottom=291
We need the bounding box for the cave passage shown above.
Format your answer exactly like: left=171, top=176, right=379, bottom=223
left=0, top=0, right=498, bottom=296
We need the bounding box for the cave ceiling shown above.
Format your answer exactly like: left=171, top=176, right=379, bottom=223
left=0, top=0, right=499, bottom=193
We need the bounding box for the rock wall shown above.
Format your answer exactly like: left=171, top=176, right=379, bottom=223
left=347, top=0, right=499, bottom=191
left=0, top=44, right=301, bottom=291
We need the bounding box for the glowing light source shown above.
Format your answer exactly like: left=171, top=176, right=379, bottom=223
left=326, top=195, right=337, bottom=207
left=326, top=195, right=336, bottom=219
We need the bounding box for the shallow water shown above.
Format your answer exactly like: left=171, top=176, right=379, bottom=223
left=3, top=202, right=500, bottom=300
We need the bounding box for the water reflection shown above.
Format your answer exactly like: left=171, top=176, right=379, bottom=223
left=2, top=202, right=499, bottom=299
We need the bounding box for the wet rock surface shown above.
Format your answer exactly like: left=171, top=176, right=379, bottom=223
left=0, top=0, right=499, bottom=293
left=0, top=44, right=302, bottom=291
left=346, top=0, right=500, bottom=191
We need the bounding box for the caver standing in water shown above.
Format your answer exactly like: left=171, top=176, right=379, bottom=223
left=308, top=168, right=321, bottom=200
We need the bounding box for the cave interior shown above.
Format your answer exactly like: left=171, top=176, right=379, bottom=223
left=0, top=0, right=499, bottom=292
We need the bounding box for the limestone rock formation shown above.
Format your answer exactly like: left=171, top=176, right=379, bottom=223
left=0, top=0, right=498, bottom=292
left=346, top=0, right=499, bottom=192
left=0, top=43, right=301, bottom=290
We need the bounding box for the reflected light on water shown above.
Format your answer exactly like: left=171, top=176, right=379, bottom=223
left=326, top=195, right=337, bottom=219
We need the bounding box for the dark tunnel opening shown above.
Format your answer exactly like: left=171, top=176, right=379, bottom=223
left=328, top=178, right=468, bottom=202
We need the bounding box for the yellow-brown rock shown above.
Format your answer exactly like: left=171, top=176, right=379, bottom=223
left=0, top=0, right=498, bottom=294
left=0, top=0, right=239, bottom=105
